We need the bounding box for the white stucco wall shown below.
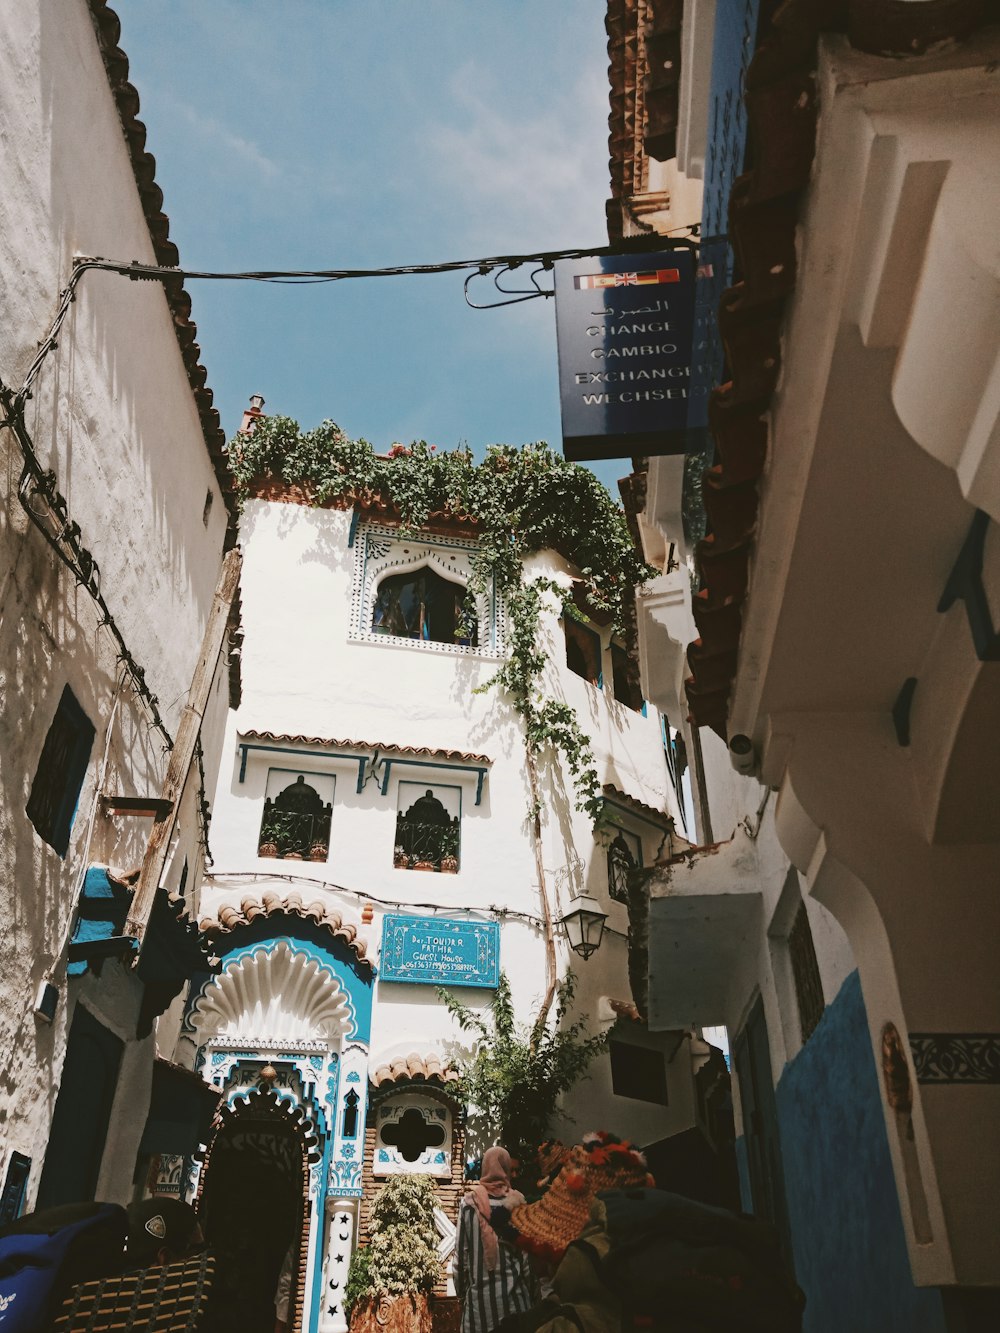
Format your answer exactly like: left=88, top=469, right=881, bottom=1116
left=0, top=0, right=228, bottom=1205
left=193, top=497, right=690, bottom=1148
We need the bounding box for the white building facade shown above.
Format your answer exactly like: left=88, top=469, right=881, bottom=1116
left=0, top=0, right=235, bottom=1220
left=165, top=478, right=720, bottom=1333
left=608, top=2, right=1000, bottom=1330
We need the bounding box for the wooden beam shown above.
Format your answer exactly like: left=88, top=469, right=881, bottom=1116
left=127, top=548, right=242, bottom=940
left=100, top=795, right=174, bottom=819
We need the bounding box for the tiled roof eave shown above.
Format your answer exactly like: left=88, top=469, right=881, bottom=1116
left=87, top=2, right=237, bottom=546
left=370, top=1052, right=460, bottom=1090
left=198, top=891, right=373, bottom=971
left=682, top=0, right=1000, bottom=739
left=239, top=730, right=492, bottom=767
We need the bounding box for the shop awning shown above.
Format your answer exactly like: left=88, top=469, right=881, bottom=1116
left=138, top=1058, right=221, bottom=1157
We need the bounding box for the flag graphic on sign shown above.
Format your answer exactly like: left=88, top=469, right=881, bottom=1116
left=574, top=267, right=680, bottom=290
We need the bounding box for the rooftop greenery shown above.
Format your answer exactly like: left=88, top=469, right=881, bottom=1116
left=227, top=415, right=652, bottom=630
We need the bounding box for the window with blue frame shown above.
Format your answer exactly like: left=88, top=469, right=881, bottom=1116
left=371, top=566, right=478, bottom=647
left=26, top=685, right=95, bottom=857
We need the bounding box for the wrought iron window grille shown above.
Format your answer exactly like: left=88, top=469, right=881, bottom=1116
left=393, top=790, right=460, bottom=872
left=788, top=903, right=825, bottom=1043
left=258, top=775, right=333, bottom=860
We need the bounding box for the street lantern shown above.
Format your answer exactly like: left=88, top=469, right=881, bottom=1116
left=560, top=892, right=608, bottom=960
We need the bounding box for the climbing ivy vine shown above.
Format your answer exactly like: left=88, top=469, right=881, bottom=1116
left=227, top=415, right=654, bottom=822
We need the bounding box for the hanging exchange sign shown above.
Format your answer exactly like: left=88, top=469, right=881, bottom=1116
left=554, top=249, right=697, bottom=461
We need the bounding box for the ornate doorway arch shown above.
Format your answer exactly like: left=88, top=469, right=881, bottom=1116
left=198, top=1088, right=319, bottom=1333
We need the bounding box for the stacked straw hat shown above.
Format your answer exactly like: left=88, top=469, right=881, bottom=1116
left=511, top=1132, right=654, bottom=1262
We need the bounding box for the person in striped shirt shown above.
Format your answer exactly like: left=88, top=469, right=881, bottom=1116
left=455, top=1147, right=536, bottom=1333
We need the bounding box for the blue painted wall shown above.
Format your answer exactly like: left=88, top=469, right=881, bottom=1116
left=774, top=970, right=947, bottom=1333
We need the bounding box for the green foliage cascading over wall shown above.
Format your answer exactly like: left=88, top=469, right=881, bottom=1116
left=228, top=417, right=654, bottom=822
left=440, top=971, right=607, bottom=1162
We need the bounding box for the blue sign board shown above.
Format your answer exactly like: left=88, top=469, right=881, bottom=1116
left=690, top=0, right=761, bottom=425
left=554, top=249, right=697, bottom=461
left=379, top=915, right=500, bottom=988
left=702, top=0, right=760, bottom=239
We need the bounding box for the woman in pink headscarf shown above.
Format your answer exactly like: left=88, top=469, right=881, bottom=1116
left=455, top=1147, right=535, bottom=1333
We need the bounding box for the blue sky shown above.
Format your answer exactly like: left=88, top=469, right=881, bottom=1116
left=114, top=0, right=627, bottom=491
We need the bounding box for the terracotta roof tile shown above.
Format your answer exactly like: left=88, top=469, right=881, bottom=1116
left=602, top=782, right=673, bottom=828
left=241, top=730, right=492, bottom=767
left=198, top=892, right=372, bottom=971
left=370, top=1051, right=460, bottom=1089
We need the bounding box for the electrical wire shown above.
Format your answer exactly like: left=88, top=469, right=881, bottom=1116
left=201, top=868, right=628, bottom=939
left=0, top=381, right=173, bottom=750
left=73, top=231, right=700, bottom=289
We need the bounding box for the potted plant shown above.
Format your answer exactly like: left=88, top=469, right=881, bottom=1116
left=438, top=824, right=459, bottom=873
left=393, top=845, right=409, bottom=869
left=258, top=811, right=281, bottom=858
left=412, top=858, right=436, bottom=872
left=347, top=1175, right=439, bottom=1333
left=309, top=841, right=329, bottom=862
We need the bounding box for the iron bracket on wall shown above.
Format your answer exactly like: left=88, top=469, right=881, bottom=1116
left=938, top=509, right=1000, bottom=661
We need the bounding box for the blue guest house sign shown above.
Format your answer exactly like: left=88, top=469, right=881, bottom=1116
left=379, top=914, right=500, bottom=988
left=554, top=248, right=697, bottom=461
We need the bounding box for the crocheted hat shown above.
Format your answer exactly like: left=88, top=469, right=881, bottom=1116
left=52, top=1251, right=216, bottom=1332
left=510, top=1132, right=654, bottom=1262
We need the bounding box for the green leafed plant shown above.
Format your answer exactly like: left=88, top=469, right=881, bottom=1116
left=346, top=1174, right=441, bottom=1315
left=229, top=417, right=654, bottom=1027
left=439, top=971, right=607, bottom=1161
left=227, top=419, right=651, bottom=824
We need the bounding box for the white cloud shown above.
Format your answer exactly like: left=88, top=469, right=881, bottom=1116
left=423, top=58, right=609, bottom=254
left=168, top=96, right=281, bottom=180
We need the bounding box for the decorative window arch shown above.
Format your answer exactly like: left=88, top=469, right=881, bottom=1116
left=258, top=771, right=333, bottom=860
left=350, top=522, right=504, bottom=657
left=608, top=831, right=637, bottom=906
left=373, top=1092, right=452, bottom=1178
left=372, top=565, right=478, bottom=647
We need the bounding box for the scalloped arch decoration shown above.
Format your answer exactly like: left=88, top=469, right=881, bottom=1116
left=190, top=940, right=351, bottom=1044
left=350, top=522, right=505, bottom=657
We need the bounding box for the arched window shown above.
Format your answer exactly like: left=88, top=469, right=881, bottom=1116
left=372, top=566, right=478, bottom=647
left=258, top=774, right=333, bottom=859
left=342, top=1088, right=360, bottom=1139
left=394, top=788, right=460, bottom=872
left=374, top=1093, right=453, bottom=1178
left=607, top=831, right=638, bottom=904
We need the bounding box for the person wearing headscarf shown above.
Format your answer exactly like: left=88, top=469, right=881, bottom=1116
left=455, top=1146, right=535, bottom=1333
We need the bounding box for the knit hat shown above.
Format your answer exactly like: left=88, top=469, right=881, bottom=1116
left=510, top=1133, right=654, bottom=1262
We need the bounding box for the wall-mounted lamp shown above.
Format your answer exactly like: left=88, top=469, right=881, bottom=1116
left=560, top=892, right=608, bottom=960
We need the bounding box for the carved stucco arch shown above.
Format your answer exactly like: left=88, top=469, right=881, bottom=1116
left=189, top=940, right=353, bottom=1047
